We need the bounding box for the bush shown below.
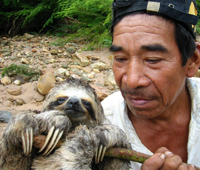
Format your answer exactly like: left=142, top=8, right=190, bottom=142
left=0, top=64, right=41, bottom=79
left=0, top=0, right=200, bottom=49
left=0, top=0, right=113, bottom=49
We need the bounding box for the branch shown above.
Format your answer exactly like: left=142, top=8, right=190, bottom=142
left=33, top=135, right=200, bottom=170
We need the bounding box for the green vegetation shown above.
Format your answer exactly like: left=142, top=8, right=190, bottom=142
left=0, top=0, right=112, bottom=49
left=0, top=0, right=200, bottom=49
left=0, top=64, right=41, bottom=79
left=196, top=0, right=200, bottom=33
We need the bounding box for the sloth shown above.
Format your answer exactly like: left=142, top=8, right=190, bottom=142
left=0, top=78, right=131, bottom=170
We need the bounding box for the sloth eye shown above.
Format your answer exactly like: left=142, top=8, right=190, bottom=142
left=82, top=100, right=92, bottom=108
left=57, top=97, right=68, bottom=105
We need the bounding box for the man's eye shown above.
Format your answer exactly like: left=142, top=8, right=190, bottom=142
left=114, top=57, right=126, bottom=62
left=57, top=97, right=68, bottom=105
left=146, top=58, right=161, bottom=64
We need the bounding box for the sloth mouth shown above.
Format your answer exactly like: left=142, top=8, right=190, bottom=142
left=65, top=109, right=86, bottom=122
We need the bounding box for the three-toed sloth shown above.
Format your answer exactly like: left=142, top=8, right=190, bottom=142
left=0, top=78, right=131, bottom=170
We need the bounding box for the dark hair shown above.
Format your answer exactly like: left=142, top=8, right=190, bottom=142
left=111, top=14, right=196, bottom=66
left=174, top=22, right=196, bottom=66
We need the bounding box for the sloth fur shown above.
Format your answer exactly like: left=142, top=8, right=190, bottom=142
left=0, top=78, right=131, bottom=170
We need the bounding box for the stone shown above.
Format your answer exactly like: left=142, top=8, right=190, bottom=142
left=32, top=48, right=37, bottom=52
left=37, top=70, right=56, bottom=95
left=73, top=52, right=90, bottom=67
left=87, top=72, right=95, bottom=79
left=33, top=92, right=45, bottom=102
left=91, top=62, right=108, bottom=71
left=16, top=74, right=30, bottom=84
left=104, top=71, right=116, bottom=86
left=50, top=49, right=58, bottom=55
left=13, top=80, right=22, bottom=85
left=23, top=33, right=34, bottom=39
left=93, top=69, right=100, bottom=73
left=0, top=111, right=13, bottom=123
left=54, top=68, right=69, bottom=76
left=6, top=86, right=22, bottom=95
left=69, top=65, right=83, bottom=70
left=66, top=46, right=76, bottom=54
left=21, top=58, right=30, bottom=64
left=1, top=76, right=12, bottom=85
left=49, top=58, right=56, bottom=63
left=15, top=98, right=24, bottom=105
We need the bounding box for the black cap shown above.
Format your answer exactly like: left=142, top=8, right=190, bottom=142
left=112, top=0, right=199, bottom=38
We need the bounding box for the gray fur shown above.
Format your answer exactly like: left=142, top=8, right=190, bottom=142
left=0, top=78, right=131, bottom=170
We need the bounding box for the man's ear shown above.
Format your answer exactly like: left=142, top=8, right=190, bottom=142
left=186, top=42, right=200, bottom=77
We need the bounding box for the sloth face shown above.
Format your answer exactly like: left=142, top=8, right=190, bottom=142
left=43, top=78, right=105, bottom=127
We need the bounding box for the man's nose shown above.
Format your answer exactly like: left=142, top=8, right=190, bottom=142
left=124, top=60, right=150, bottom=89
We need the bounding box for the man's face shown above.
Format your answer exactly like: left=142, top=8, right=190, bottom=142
left=111, top=14, right=190, bottom=119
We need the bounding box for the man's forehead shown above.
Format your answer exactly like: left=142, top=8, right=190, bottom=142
left=113, top=13, right=175, bottom=36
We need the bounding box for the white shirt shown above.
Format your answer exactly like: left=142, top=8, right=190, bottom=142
left=101, top=77, right=200, bottom=169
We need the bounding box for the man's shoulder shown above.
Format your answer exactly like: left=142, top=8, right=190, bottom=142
left=101, top=91, right=125, bottom=117
left=187, top=77, right=200, bottom=92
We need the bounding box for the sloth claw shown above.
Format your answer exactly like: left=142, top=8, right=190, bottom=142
left=21, top=128, right=33, bottom=156
left=38, top=126, right=63, bottom=155
left=43, top=130, right=64, bottom=155
left=95, top=144, right=107, bottom=164
left=38, top=126, right=55, bottom=153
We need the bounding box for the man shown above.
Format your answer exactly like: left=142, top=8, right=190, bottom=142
left=101, top=0, right=200, bottom=169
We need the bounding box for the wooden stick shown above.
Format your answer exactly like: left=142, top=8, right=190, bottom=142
left=33, top=135, right=200, bottom=170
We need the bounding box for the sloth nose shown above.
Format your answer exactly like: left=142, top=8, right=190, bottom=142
left=67, top=97, right=79, bottom=109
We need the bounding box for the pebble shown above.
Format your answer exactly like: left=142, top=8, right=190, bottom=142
left=0, top=111, right=13, bottom=123
left=0, top=34, right=117, bottom=115
left=1, top=77, right=12, bottom=85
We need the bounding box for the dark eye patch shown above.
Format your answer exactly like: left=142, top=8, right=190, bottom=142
left=82, top=99, right=96, bottom=120
left=82, top=99, right=92, bottom=108
left=57, top=97, right=68, bottom=105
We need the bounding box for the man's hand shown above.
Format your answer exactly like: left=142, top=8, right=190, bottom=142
left=141, top=147, right=195, bottom=170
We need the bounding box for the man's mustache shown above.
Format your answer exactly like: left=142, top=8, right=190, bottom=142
left=121, top=87, right=158, bottom=99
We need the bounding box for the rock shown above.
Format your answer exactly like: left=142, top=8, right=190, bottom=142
left=61, top=63, right=68, bottom=68
left=21, top=58, right=30, bottom=64
left=50, top=49, right=58, bottom=55
left=37, top=70, right=56, bottom=95
left=69, top=65, right=83, bottom=70
left=93, top=69, right=100, bottom=73
left=16, top=74, right=30, bottom=84
left=54, top=68, right=69, bottom=76
left=32, top=48, right=37, bottom=52
left=1, top=76, right=12, bottom=85
left=33, top=92, right=45, bottom=102
left=24, top=33, right=34, bottom=39
left=91, top=62, right=108, bottom=71
left=13, top=80, right=22, bottom=85
left=87, top=72, right=95, bottom=79
left=73, top=52, right=90, bottom=67
left=66, top=46, right=76, bottom=54
left=56, top=77, right=64, bottom=82
left=6, top=86, right=22, bottom=95
left=15, top=98, right=24, bottom=105
left=49, top=58, right=56, bottom=63
left=0, top=111, right=13, bottom=123
left=91, top=55, right=100, bottom=60
left=104, top=71, right=116, bottom=86
left=14, top=82, right=43, bottom=104
left=3, top=52, right=11, bottom=57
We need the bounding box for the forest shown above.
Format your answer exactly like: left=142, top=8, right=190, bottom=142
left=0, top=0, right=200, bottom=49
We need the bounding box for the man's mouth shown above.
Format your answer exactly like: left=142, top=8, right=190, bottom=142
left=127, top=96, right=152, bottom=106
